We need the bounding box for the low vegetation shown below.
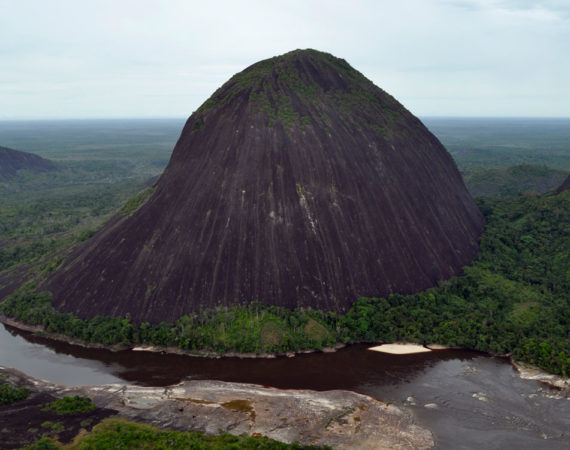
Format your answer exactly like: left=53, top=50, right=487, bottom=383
left=198, top=49, right=399, bottom=134
left=0, top=379, right=29, bottom=404
left=24, top=417, right=330, bottom=449
left=120, top=186, right=155, bottom=216
left=42, top=396, right=97, bottom=415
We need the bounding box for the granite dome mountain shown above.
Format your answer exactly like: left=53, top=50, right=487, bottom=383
left=46, top=49, right=485, bottom=323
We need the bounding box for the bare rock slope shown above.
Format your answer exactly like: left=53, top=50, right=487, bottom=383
left=46, top=49, right=484, bottom=322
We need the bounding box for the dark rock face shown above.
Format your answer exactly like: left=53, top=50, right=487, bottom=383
left=46, top=49, right=484, bottom=323
left=556, top=175, right=570, bottom=194
left=0, top=146, right=58, bottom=178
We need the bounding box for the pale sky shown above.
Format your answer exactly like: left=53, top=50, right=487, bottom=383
left=1, top=0, right=569, bottom=119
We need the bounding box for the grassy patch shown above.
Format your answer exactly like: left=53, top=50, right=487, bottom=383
left=304, top=318, right=329, bottom=342
left=260, top=320, right=287, bottom=348
left=23, top=437, right=60, bottom=449
left=41, top=421, right=65, bottom=433
left=0, top=382, right=29, bottom=405
left=32, top=417, right=330, bottom=449
left=42, top=396, right=96, bottom=415
left=371, top=124, right=388, bottom=137
left=120, top=186, right=155, bottom=217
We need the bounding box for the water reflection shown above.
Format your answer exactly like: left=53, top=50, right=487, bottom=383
left=1, top=323, right=479, bottom=389
left=2, top=323, right=569, bottom=449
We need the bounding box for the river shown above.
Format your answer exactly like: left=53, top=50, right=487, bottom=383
left=1, top=323, right=568, bottom=449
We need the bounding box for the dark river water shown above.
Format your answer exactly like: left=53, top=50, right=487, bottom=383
left=1, top=323, right=568, bottom=449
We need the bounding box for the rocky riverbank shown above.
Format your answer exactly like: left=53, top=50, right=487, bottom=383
left=0, top=366, right=434, bottom=449
left=513, top=361, right=569, bottom=397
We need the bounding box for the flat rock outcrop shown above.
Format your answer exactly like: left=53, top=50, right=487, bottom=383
left=46, top=49, right=484, bottom=322
left=1, top=367, right=434, bottom=449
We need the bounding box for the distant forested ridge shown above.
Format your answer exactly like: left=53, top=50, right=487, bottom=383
left=0, top=146, right=58, bottom=179
left=422, top=117, right=570, bottom=170
left=461, top=164, right=568, bottom=197
left=557, top=174, right=570, bottom=194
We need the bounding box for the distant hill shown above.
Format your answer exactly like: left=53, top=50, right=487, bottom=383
left=557, top=175, right=570, bottom=194
left=0, top=146, right=58, bottom=179
left=422, top=117, right=570, bottom=171
left=462, top=164, right=568, bottom=197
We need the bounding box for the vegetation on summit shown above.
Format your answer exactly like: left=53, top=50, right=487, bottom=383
left=198, top=49, right=401, bottom=132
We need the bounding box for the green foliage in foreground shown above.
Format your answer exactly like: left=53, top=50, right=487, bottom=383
left=26, top=418, right=329, bottom=449
left=24, top=437, right=60, bottom=450
left=2, top=191, right=569, bottom=376
left=0, top=381, right=29, bottom=405
left=42, top=396, right=96, bottom=415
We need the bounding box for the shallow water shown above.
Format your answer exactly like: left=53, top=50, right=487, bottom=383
left=1, top=323, right=568, bottom=449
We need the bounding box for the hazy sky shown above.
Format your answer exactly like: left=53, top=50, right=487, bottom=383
left=1, top=0, right=569, bottom=119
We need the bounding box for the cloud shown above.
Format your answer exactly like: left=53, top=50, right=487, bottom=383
left=446, top=0, right=570, bottom=19
left=0, top=0, right=568, bottom=118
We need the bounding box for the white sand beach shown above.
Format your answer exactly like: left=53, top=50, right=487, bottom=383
left=368, top=343, right=432, bottom=354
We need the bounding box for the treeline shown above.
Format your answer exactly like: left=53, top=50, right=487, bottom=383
left=2, top=190, right=569, bottom=376
left=1, top=289, right=338, bottom=354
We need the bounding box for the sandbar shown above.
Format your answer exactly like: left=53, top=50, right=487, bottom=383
left=368, top=343, right=432, bottom=354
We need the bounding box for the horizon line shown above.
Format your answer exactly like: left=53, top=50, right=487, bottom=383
left=0, top=115, right=570, bottom=122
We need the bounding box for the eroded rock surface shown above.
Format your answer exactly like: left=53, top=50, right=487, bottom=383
left=1, top=367, right=434, bottom=449
left=513, top=361, right=570, bottom=397
left=45, top=49, right=483, bottom=323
